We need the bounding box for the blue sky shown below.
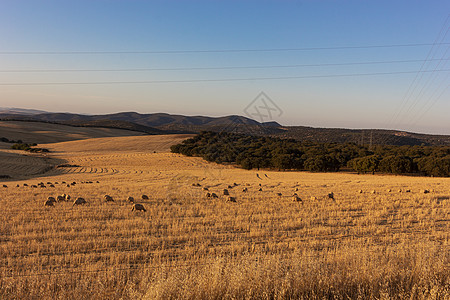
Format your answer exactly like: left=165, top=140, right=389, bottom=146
left=0, top=1, right=449, bottom=134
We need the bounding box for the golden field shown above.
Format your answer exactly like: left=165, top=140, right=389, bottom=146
left=0, top=123, right=448, bottom=299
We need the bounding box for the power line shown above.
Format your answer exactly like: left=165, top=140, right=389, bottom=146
left=1, top=69, right=449, bottom=86
left=1, top=42, right=450, bottom=55
left=387, top=16, right=450, bottom=127
left=0, top=58, right=447, bottom=73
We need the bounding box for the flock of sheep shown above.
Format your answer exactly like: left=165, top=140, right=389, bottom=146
left=44, top=193, right=147, bottom=211
left=193, top=181, right=336, bottom=204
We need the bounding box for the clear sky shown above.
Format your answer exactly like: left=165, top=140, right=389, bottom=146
left=0, top=0, right=449, bottom=134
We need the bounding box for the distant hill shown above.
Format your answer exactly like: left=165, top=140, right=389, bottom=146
left=0, top=107, right=48, bottom=115
left=1, top=110, right=449, bottom=146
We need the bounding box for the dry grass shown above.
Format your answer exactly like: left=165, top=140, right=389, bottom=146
left=0, top=133, right=449, bottom=299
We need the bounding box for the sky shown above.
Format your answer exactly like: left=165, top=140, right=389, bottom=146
left=0, top=0, right=449, bottom=134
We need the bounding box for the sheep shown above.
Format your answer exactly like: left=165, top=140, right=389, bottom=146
left=371, top=190, right=376, bottom=194
left=310, top=196, right=317, bottom=201
left=49, top=184, right=55, bottom=188
left=292, top=195, right=302, bottom=202
left=104, top=195, right=114, bottom=202
left=2, top=185, right=7, bottom=188
left=31, top=185, right=37, bottom=188
left=57, top=195, right=65, bottom=202
left=205, top=192, right=211, bottom=198
left=16, top=184, right=19, bottom=187
left=73, top=197, right=86, bottom=206
left=142, top=194, right=149, bottom=200
left=44, top=199, right=54, bottom=206
left=131, top=203, right=146, bottom=212
left=227, top=196, right=236, bottom=203
left=233, top=183, right=238, bottom=186
left=227, top=185, right=233, bottom=189
left=65, top=194, right=71, bottom=201
left=422, top=189, right=430, bottom=194
left=47, top=196, right=56, bottom=203
left=258, top=188, right=263, bottom=191
left=387, top=189, right=392, bottom=193
left=128, top=196, right=135, bottom=203
left=242, top=188, right=248, bottom=192
left=276, top=192, right=282, bottom=197
left=223, top=189, right=229, bottom=196
left=358, top=190, right=363, bottom=193
left=328, top=192, right=334, bottom=200
left=405, top=189, right=411, bottom=193
left=66, top=184, right=71, bottom=188
left=203, top=187, right=209, bottom=191
left=211, top=193, right=218, bottom=198
left=23, top=183, right=28, bottom=187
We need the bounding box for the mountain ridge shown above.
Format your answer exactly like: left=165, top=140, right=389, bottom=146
left=0, top=109, right=449, bottom=146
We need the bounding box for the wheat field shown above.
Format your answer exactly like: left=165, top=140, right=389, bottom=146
left=0, top=133, right=449, bottom=299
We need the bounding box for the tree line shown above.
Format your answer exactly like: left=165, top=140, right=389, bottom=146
left=171, top=131, right=450, bottom=177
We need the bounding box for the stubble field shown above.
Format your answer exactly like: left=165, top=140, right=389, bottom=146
left=0, top=132, right=449, bottom=299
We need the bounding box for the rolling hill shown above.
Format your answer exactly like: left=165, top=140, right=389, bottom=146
left=1, top=110, right=449, bottom=146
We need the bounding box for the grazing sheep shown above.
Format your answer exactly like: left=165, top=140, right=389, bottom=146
left=276, top=192, right=282, bottom=197
left=57, top=195, right=65, bottom=202
left=233, top=183, right=238, bottom=186
left=211, top=193, right=218, bottom=198
left=387, top=189, right=392, bottom=192
left=47, top=196, right=56, bottom=203
left=292, top=195, right=302, bottom=202
left=3, top=185, right=7, bottom=188
left=398, top=189, right=402, bottom=193
left=258, top=188, right=263, bottom=191
left=223, top=189, right=229, bottom=196
left=40, top=185, right=46, bottom=188
left=104, top=195, right=114, bottom=202
left=358, top=190, right=363, bottom=193
left=142, top=194, right=149, bottom=200
left=67, top=184, right=71, bottom=188
left=73, top=197, right=86, bottom=206
left=310, top=196, right=317, bottom=201
left=128, top=196, right=135, bottom=203
left=405, top=189, right=411, bottom=193
left=227, top=196, right=236, bottom=203
left=131, top=203, right=146, bottom=212
left=61, top=181, right=66, bottom=184
left=227, top=185, right=233, bottom=189
left=242, top=188, right=248, bottom=192
left=49, top=184, right=55, bottom=188
left=205, top=192, right=211, bottom=198
left=16, top=184, right=19, bottom=187
left=203, top=187, right=209, bottom=191
left=371, top=190, right=376, bottom=194
left=65, top=194, right=71, bottom=201
left=44, top=199, right=54, bottom=206
left=31, top=185, right=37, bottom=188
left=47, top=182, right=52, bottom=185
left=295, top=188, right=299, bottom=192
left=23, top=183, right=28, bottom=187
left=422, top=189, right=430, bottom=194
left=328, top=192, right=334, bottom=200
